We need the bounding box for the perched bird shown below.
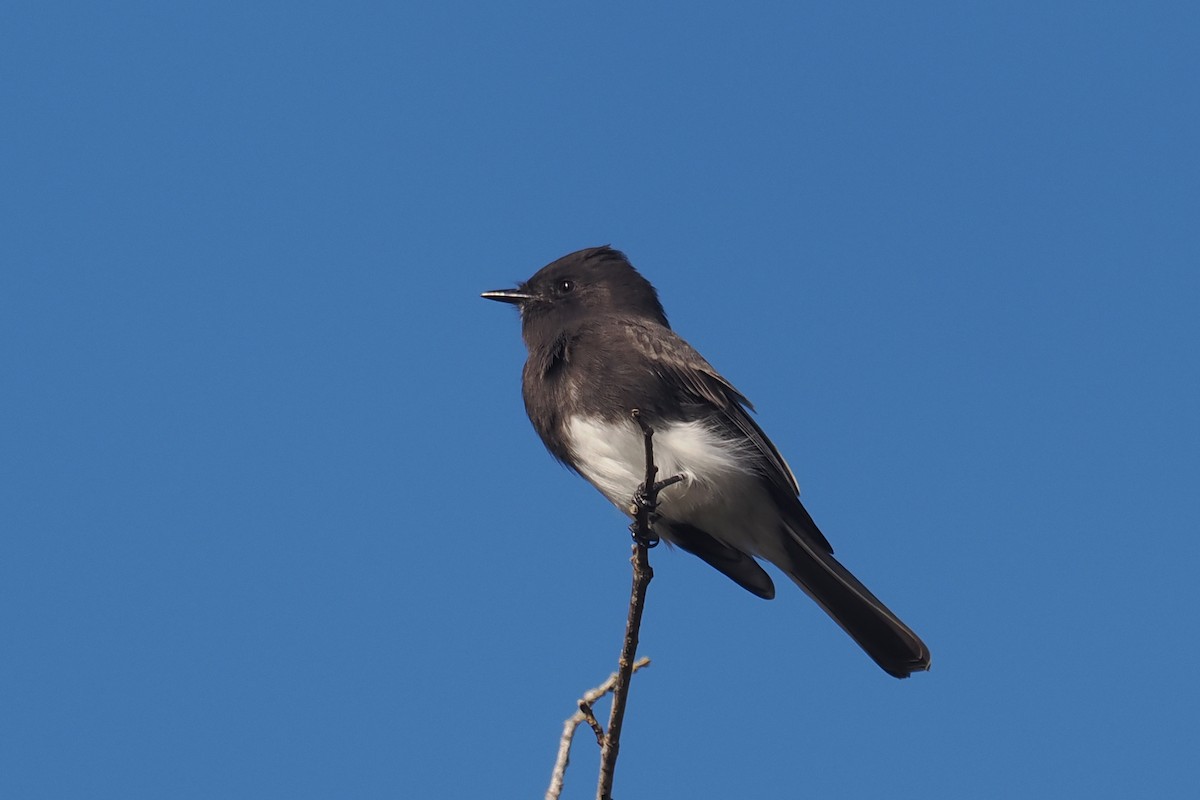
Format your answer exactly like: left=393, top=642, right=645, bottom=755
left=482, top=246, right=930, bottom=678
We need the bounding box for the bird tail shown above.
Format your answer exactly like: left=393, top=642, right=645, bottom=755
left=777, top=524, right=931, bottom=679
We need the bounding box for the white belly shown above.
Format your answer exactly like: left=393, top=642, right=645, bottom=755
left=565, top=415, right=783, bottom=556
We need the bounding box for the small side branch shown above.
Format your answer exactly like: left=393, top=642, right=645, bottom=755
left=580, top=701, right=605, bottom=746
left=546, top=657, right=651, bottom=800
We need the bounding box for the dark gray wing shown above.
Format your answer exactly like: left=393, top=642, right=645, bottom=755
left=622, top=319, right=801, bottom=498
left=663, top=522, right=776, bottom=599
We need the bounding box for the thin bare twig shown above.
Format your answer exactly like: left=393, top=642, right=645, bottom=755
left=546, top=657, right=651, bottom=800
left=595, top=411, right=682, bottom=800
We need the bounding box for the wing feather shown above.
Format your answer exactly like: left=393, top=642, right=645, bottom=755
left=623, top=321, right=801, bottom=497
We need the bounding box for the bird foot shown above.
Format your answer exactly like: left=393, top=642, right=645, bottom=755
left=628, top=474, right=685, bottom=548
left=628, top=519, right=660, bottom=548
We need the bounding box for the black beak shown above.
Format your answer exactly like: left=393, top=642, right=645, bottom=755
left=481, top=289, right=534, bottom=305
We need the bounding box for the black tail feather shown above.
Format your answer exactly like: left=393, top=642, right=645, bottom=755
left=778, top=530, right=931, bottom=678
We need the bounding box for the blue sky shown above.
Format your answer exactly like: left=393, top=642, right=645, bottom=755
left=3, top=2, right=1198, bottom=798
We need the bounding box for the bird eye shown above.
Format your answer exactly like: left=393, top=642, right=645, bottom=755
left=556, top=279, right=575, bottom=294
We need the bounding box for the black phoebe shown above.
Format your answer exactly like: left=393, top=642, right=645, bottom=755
left=483, top=246, right=930, bottom=678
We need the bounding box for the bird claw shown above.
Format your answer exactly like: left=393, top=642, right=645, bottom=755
left=632, top=485, right=657, bottom=514
left=627, top=474, right=684, bottom=548
left=630, top=474, right=684, bottom=514
left=629, top=519, right=660, bottom=548
left=628, top=488, right=661, bottom=546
